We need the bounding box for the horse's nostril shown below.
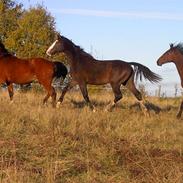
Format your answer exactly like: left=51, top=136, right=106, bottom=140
left=157, top=61, right=161, bottom=66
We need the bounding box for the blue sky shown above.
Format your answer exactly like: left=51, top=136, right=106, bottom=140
left=18, top=0, right=183, bottom=95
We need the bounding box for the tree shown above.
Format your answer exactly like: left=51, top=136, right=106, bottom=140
left=0, top=0, right=23, bottom=42
left=5, top=5, right=56, bottom=58
left=0, top=1, right=68, bottom=64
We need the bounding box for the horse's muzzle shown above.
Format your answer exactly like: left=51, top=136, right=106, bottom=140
left=157, top=60, right=162, bottom=66
left=46, top=50, right=52, bottom=57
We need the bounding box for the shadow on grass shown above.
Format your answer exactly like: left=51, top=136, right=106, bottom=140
left=70, top=99, right=176, bottom=114
left=130, top=101, right=177, bottom=114
left=70, top=99, right=111, bottom=109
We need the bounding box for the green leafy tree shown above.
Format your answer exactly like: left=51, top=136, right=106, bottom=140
left=0, top=1, right=68, bottom=64
left=0, top=0, right=23, bottom=42
left=5, top=5, right=56, bottom=58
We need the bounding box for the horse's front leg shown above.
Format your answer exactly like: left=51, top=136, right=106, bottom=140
left=176, top=100, right=183, bottom=119
left=57, top=79, right=77, bottom=107
left=79, top=82, right=95, bottom=112
left=7, top=83, right=14, bottom=103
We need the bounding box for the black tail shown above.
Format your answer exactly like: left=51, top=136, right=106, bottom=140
left=53, top=61, right=68, bottom=79
left=129, top=62, right=162, bottom=83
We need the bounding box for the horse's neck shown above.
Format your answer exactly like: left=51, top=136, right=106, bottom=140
left=174, top=56, right=183, bottom=87
left=64, top=51, right=76, bottom=67
left=76, top=53, right=96, bottom=67
left=67, top=46, right=96, bottom=67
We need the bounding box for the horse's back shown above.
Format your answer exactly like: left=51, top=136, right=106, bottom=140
left=105, top=60, right=133, bottom=84
left=30, top=58, right=55, bottom=73
left=96, top=59, right=133, bottom=75
left=78, top=59, right=133, bottom=85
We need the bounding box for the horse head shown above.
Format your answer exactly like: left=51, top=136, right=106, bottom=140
left=46, top=33, right=64, bottom=56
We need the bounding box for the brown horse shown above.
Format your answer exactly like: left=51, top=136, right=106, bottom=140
left=0, top=41, right=67, bottom=107
left=157, top=43, right=183, bottom=118
left=46, top=34, right=161, bottom=113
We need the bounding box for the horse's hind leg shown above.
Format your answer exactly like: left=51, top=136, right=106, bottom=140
left=176, top=100, right=183, bottom=118
left=125, top=76, right=149, bottom=116
left=106, top=83, right=122, bottom=111
left=43, top=93, right=50, bottom=105
left=42, top=83, right=56, bottom=107
left=7, top=83, right=14, bottom=103
left=49, top=87, right=56, bottom=107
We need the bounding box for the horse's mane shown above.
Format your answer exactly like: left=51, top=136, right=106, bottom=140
left=173, top=42, right=183, bottom=55
left=62, top=36, right=94, bottom=60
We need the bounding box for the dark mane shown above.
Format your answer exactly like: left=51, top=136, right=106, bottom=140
left=62, top=36, right=94, bottom=60
left=0, top=42, right=11, bottom=56
left=173, top=42, right=183, bottom=55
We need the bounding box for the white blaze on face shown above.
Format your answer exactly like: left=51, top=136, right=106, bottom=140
left=46, top=40, right=58, bottom=56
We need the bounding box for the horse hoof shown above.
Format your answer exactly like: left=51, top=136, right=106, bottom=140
left=104, top=107, right=112, bottom=112
left=43, top=102, right=47, bottom=107
left=104, top=108, right=109, bottom=112
left=56, top=101, right=61, bottom=108
left=92, top=108, right=96, bottom=112
left=10, top=100, right=14, bottom=105
left=104, top=108, right=108, bottom=112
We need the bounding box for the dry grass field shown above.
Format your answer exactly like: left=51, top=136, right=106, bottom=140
left=0, top=88, right=183, bottom=183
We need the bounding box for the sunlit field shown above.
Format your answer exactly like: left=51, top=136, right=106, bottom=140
left=0, top=88, right=183, bottom=183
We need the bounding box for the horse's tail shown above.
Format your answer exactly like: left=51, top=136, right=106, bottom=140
left=53, top=61, right=68, bottom=79
left=128, top=62, right=162, bottom=83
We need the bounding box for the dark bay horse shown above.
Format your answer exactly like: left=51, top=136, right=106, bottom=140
left=46, top=34, right=161, bottom=113
left=0, top=41, right=67, bottom=107
left=157, top=43, right=183, bottom=118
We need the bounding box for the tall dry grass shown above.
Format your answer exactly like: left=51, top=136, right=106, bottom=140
left=0, top=89, right=183, bottom=183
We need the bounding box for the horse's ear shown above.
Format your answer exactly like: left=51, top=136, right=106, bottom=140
left=57, top=33, right=62, bottom=40
left=170, top=43, right=174, bottom=49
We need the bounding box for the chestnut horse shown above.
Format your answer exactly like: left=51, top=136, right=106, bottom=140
left=47, top=34, right=161, bottom=114
left=157, top=43, right=183, bottom=118
left=0, top=41, right=67, bottom=107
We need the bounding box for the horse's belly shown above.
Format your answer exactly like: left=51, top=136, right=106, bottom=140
left=10, top=73, right=36, bottom=84
left=87, top=76, right=109, bottom=85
